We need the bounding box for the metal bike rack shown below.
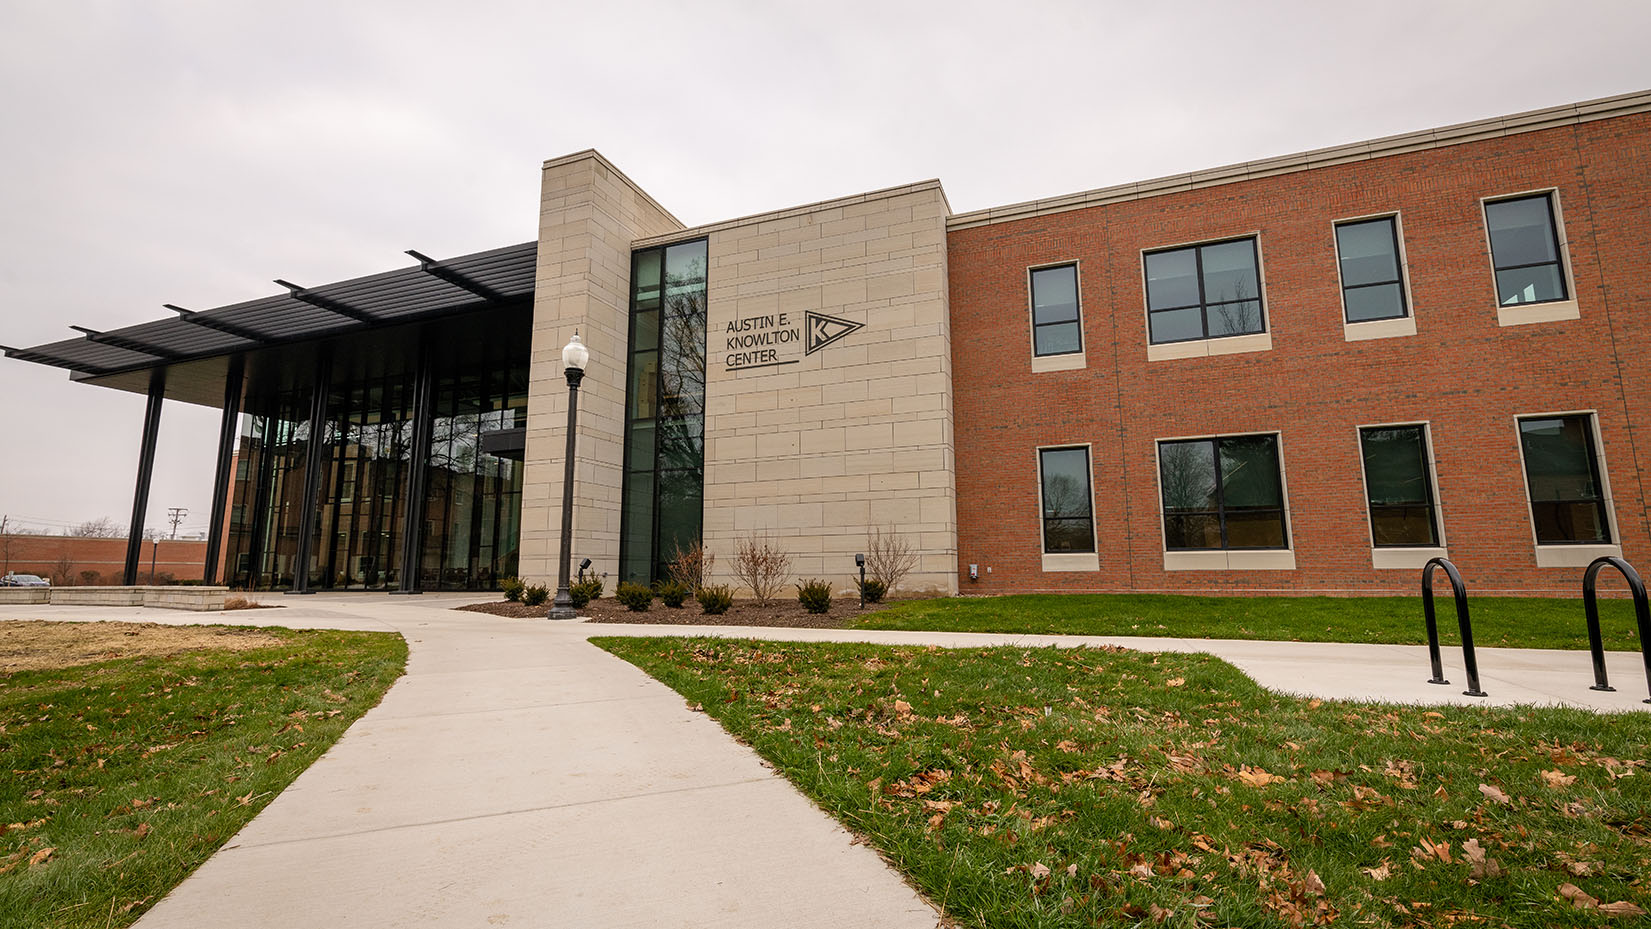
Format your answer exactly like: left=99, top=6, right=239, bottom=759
left=1422, top=557, right=1486, bottom=697
left=1581, top=556, right=1651, bottom=704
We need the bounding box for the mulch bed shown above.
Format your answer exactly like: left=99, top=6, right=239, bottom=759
left=457, top=595, right=901, bottom=628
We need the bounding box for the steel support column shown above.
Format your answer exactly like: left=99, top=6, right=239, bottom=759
left=202, top=356, right=245, bottom=585
left=393, top=341, right=435, bottom=594
left=286, top=351, right=332, bottom=594
left=122, top=370, right=167, bottom=585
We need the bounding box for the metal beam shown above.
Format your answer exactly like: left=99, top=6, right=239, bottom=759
left=203, top=355, right=245, bottom=586
left=123, top=370, right=166, bottom=585
left=168, top=304, right=267, bottom=343
left=406, top=249, right=507, bottom=303
left=393, top=338, right=435, bottom=595
left=70, top=325, right=183, bottom=361
left=275, top=280, right=376, bottom=324
left=286, top=350, right=332, bottom=594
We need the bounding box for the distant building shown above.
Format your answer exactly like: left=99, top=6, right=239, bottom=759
left=6, top=89, right=1647, bottom=596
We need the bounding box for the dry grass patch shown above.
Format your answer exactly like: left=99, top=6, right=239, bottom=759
left=0, top=621, right=283, bottom=673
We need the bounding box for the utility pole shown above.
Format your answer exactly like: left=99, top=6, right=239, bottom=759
left=167, top=507, right=188, bottom=540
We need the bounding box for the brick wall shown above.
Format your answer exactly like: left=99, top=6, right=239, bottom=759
left=948, top=115, right=1650, bottom=596
left=1, top=534, right=208, bottom=584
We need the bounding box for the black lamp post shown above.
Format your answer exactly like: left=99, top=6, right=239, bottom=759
left=855, top=552, right=866, bottom=609
left=548, top=332, right=589, bottom=620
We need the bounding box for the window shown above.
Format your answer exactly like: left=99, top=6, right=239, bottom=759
left=1029, top=264, right=1082, bottom=356
left=1485, top=194, right=1567, bottom=306
left=1144, top=238, right=1264, bottom=344
left=1359, top=425, right=1438, bottom=547
left=1336, top=217, right=1408, bottom=322
left=1518, top=415, right=1610, bottom=544
left=1038, top=447, right=1094, bottom=553
left=1158, top=434, right=1287, bottom=549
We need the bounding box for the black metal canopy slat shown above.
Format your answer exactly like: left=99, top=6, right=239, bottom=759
left=69, top=325, right=184, bottom=361
left=168, top=304, right=271, bottom=342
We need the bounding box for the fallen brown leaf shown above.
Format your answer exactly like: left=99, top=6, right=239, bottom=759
left=1599, top=901, right=1648, bottom=917
left=1362, top=861, right=1392, bottom=882
left=1462, top=838, right=1502, bottom=880
left=28, top=847, right=54, bottom=866
left=1560, top=883, right=1599, bottom=910
left=1540, top=769, right=1576, bottom=788
left=1478, top=783, right=1512, bottom=805
left=1304, top=869, right=1326, bottom=896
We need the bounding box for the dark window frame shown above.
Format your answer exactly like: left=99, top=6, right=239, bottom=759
left=1517, top=413, right=1612, bottom=546
left=1142, top=236, right=1267, bottom=345
left=1028, top=262, right=1083, bottom=358
left=1335, top=215, right=1410, bottom=323
left=1157, top=433, right=1290, bottom=551
left=1037, top=445, right=1096, bottom=555
left=1357, top=423, right=1440, bottom=548
left=1484, top=192, right=1569, bottom=307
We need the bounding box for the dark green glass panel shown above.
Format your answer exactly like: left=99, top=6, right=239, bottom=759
left=1042, top=518, right=1094, bottom=553
left=1039, top=448, right=1092, bottom=519
left=1033, top=321, right=1081, bottom=356
left=1159, top=440, right=1217, bottom=511
left=1219, top=436, right=1283, bottom=508
left=655, top=469, right=703, bottom=569
left=1164, top=512, right=1221, bottom=549
left=656, top=416, right=704, bottom=473
left=1361, top=426, right=1429, bottom=505
left=633, top=309, right=660, bottom=352
left=1224, top=509, right=1287, bottom=548
left=1031, top=265, right=1079, bottom=324
left=633, top=249, right=663, bottom=310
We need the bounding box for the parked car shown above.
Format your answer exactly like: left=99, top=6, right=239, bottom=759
left=0, top=573, right=50, bottom=587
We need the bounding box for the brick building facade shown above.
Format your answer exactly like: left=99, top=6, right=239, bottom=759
left=948, top=106, right=1648, bottom=596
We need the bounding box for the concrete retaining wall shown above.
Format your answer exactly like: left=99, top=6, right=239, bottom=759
left=0, top=588, right=50, bottom=605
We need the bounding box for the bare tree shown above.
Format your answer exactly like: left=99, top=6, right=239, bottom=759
left=732, top=533, right=791, bottom=605
left=865, top=525, right=919, bottom=593
left=51, top=555, right=77, bottom=586
left=68, top=517, right=121, bottom=538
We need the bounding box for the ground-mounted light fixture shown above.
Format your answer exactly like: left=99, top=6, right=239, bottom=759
left=578, top=557, right=592, bottom=583
left=855, top=552, right=866, bottom=609
left=548, top=332, right=589, bottom=620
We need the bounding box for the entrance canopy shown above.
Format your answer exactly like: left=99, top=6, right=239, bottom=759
left=2, top=241, right=537, bottom=407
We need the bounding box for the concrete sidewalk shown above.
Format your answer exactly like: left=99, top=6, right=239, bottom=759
left=2, top=596, right=1645, bottom=928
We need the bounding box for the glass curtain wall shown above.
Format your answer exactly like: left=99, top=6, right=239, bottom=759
left=224, top=346, right=528, bottom=591
left=621, top=238, right=708, bottom=584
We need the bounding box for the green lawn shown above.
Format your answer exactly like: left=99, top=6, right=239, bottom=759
left=854, top=593, right=1648, bottom=651
left=599, top=636, right=1651, bottom=929
left=0, top=626, right=406, bottom=929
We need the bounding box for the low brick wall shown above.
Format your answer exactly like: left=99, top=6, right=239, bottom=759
left=48, top=587, right=144, bottom=607
left=141, top=587, right=229, bottom=612
left=7, top=587, right=231, bottom=611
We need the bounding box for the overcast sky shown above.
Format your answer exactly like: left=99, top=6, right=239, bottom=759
left=1, top=0, right=1647, bottom=539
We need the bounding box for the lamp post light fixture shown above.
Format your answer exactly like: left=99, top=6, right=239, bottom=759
left=548, top=332, right=590, bottom=620
left=855, top=552, right=866, bottom=609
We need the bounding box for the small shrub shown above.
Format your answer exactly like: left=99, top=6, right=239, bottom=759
left=733, top=533, right=792, bottom=605
left=866, top=525, right=918, bottom=594
left=655, top=579, right=689, bottom=608
left=796, top=578, right=833, bottom=614
left=521, top=584, right=549, bottom=607
left=501, top=576, right=526, bottom=602
left=666, top=542, right=714, bottom=592
left=856, top=577, right=887, bottom=603
left=616, top=581, right=654, bottom=612
left=697, top=584, right=734, bottom=615
left=569, top=577, right=603, bottom=609
left=222, top=596, right=263, bottom=610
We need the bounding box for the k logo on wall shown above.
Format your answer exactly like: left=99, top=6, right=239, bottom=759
left=723, top=310, right=864, bottom=371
